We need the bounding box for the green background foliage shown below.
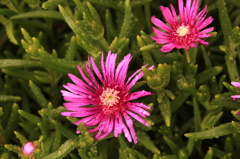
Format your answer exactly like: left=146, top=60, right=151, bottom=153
left=0, top=0, right=240, bottom=158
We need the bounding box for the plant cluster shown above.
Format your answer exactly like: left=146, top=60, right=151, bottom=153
left=0, top=0, right=240, bottom=159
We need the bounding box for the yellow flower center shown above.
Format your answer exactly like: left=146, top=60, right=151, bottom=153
left=100, top=88, right=120, bottom=106
left=176, top=25, right=189, bottom=36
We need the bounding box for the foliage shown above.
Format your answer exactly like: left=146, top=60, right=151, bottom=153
left=0, top=0, right=240, bottom=158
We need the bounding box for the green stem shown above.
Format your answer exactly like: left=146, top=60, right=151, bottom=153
left=144, top=4, right=151, bottom=33
left=184, top=49, right=191, bottom=63
left=98, top=37, right=109, bottom=53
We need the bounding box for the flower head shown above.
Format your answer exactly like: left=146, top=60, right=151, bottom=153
left=231, top=82, right=240, bottom=100
left=61, top=51, right=152, bottom=144
left=151, top=0, right=214, bottom=53
left=23, top=142, right=35, bottom=156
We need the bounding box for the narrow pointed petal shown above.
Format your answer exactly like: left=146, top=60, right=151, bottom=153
left=161, top=43, right=176, bottom=52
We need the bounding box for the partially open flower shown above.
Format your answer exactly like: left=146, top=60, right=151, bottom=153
left=23, top=142, right=35, bottom=156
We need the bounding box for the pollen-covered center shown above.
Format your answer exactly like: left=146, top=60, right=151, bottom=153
left=100, top=88, right=120, bottom=106
left=176, top=25, right=189, bottom=36
left=172, top=23, right=196, bottom=45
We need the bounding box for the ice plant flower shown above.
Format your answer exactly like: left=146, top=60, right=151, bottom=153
left=61, top=51, right=152, bottom=144
left=23, top=142, right=35, bottom=156
left=231, top=82, right=240, bottom=100
left=151, top=0, right=214, bottom=53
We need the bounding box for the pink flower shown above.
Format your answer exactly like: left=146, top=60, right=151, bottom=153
left=61, top=51, right=152, bottom=144
left=23, top=142, right=35, bottom=155
left=151, top=0, right=214, bottom=53
left=231, top=82, right=240, bottom=100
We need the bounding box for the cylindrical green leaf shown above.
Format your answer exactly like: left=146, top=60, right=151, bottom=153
left=52, top=120, right=77, bottom=139
left=195, top=66, right=223, bottom=85
left=14, top=131, right=27, bottom=145
left=18, top=109, right=41, bottom=124
left=42, top=0, right=66, bottom=9
left=41, top=139, right=78, bottom=159
left=65, top=36, right=77, bottom=60
left=51, top=129, right=62, bottom=152
left=217, top=0, right=232, bottom=43
left=0, top=16, right=17, bottom=45
left=119, top=0, right=132, bottom=39
left=4, top=103, right=19, bottom=143
left=137, top=131, right=160, bottom=154
left=224, top=137, right=233, bottom=153
left=163, top=136, right=178, bottom=154
left=185, top=122, right=238, bottom=139
left=171, top=93, right=190, bottom=112
left=0, top=59, right=41, bottom=69
left=193, top=98, right=201, bottom=132
left=204, top=148, right=213, bottom=159
left=0, top=95, right=21, bottom=102
left=29, top=80, right=48, bottom=108
left=158, top=95, right=171, bottom=127
left=10, top=11, right=64, bottom=20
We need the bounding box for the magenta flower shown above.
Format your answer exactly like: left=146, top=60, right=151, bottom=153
left=151, top=0, right=214, bottom=53
left=231, top=82, right=240, bottom=100
left=23, top=142, right=35, bottom=155
left=61, top=51, right=152, bottom=144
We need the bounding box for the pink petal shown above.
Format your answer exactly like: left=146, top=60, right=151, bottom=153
left=170, top=4, right=178, bottom=21
left=114, top=115, right=122, bottom=137
left=178, top=0, right=184, bottom=20
left=77, top=65, right=96, bottom=89
left=61, top=90, right=81, bottom=98
left=125, top=68, right=143, bottom=87
left=129, top=102, right=151, bottom=110
left=119, top=114, right=132, bottom=143
left=115, top=54, right=132, bottom=85
left=195, top=39, right=209, bottom=45
left=125, top=72, right=144, bottom=90
left=197, top=17, right=214, bottom=30
left=231, top=95, right=240, bottom=100
left=61, top=112, right=72, bottom=116
left=105, top=51, right=117, bottom=80
left=151, top=16, right=171, bottom=32
left=127, top=90, right=152, bottom=101
left=97, top=117, right=114, bottom=140
left=161, top=43, right=176, bottom=53
left=73, top=113, right=102, bottom=125
left=63, top=101, right=93, bottom=107
left=64, top=106, right=99, bottom=112
left=100, top=53, right=107, bottom=81
left=126, top=110, right=149, bottom=126
left=231, top=82, right=240, bottom=88
left=89, top=57, right=104, bottom=83
left=198, top=27, right=214, bottom=34
left=127, top=105, right=150, bottom=117
left=85, top=114, right=105, bottom=127
left=152, top=27, right=171, bottom=38
left=152, top=37, right=172, bottom=44
left=123, top=112, right=137, bottom=144
left=160, top=6, right=175, bottom=26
